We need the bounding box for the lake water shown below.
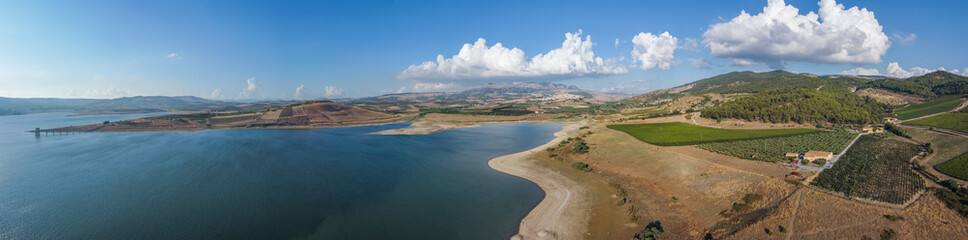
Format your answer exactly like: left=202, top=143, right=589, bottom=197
left=0, top=113, right=560, bottom=239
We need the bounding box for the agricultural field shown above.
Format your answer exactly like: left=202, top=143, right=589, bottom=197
left=905, top=112, right=968, bottom=133
left=935, top=152, right=968, bottom=181
left=697, top=130, right=857, bottom=163
left=606, top=122, right=818, bottom=146
left=811, top=134, right=924, bottom=204
left=894, top=95, right=965, bottom=120
left=621, top=107, right=668, bottom=116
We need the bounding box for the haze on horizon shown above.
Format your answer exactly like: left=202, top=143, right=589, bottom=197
left=1, top=0, right=966, bottom=100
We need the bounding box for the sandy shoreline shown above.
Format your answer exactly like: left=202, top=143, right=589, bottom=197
left=488, top=121, right=589, bottom=240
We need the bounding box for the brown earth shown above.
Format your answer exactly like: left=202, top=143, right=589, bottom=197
left=855, top=88, right=924, bottom=106
left=731, top=187, right=968, bottom=240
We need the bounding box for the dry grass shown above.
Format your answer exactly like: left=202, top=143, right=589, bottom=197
left=905, top=127, right=968, bottom=166
left=729, top=187, right=968, bottom=240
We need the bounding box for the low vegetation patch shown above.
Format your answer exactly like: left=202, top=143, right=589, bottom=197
left=905, top=112, right=968, bottom=133
left=720, top=193, right=763, bottom=218
left=811, top=134, right=924, bottom=204
left=621, top=108, right=669, bottom=116
left=572, top=137, right=589, bottom=154
left=894, top=95, right=965, bottom=120
left=697, top=130, right=855, bottom=162
left=607, top=122, right=818, bottom=146
left=571, top=162, right=592, bottom=172
left=934, top=152, right=968, bottom=181
left=934, top=180, right=968, bottom=219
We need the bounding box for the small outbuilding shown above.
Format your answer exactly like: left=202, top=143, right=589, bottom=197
left=804, top=150, right=833, bottom=161
left=785, top=153, right=799, bottom=158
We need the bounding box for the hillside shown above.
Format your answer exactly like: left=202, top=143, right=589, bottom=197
left=700, top=88, right=886, bottom=124
left=668, top=70, right=869, bottom=95
left=864, top=71, right=968, bottom=98
left=623, top=70, right=967, bottom=124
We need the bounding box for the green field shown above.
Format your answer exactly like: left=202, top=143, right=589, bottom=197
left=606, top=122, right=819, bottom=146
left=811, top=134, right=924, bottom=204
left=895, top=96, right=965, bottom=120
left=905, top=113, right=968, bottom=133
left=621, top=108, right=668, bottom=116
left=698, top=130, right=857, bottom=163
left=935, top=152, right=968, bottom=181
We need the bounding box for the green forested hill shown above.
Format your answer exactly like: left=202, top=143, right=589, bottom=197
left=700, top=88, right=887, bottom=124
left=677, top=70, right=869, bottom=94
left=864, top=71, right=968, bottom=98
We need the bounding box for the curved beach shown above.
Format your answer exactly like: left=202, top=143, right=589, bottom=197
left=488, top=121, right=589, bottom=240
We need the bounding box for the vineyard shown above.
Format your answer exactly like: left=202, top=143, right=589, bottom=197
left=905, top=113, right=968, bottom=133
left=811, top=134, right=924, bottom=204
left=697, top=130, right=857, bottom=163
left=935, top=152, right=968, bottom=181
left=606, top=122, right=818, bottom=146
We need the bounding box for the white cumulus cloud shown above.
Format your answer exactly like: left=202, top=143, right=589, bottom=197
left=210, top=89, right=223, bottom=99
left=679, top=38, right=699, bottom=51
left=703, top=0, right=890, bottom=68
left=730, top=58, right=756, bottom=67
left=892, top=33, right=916, bottom=44
left=167, top=53, right=178, bottom=58
left=294, top=85, right=306, bottom=99
left=413, top=82, right=458, bottom=92
left=398, top=30, right=627, bottom=81
left=688, top=58, right=711, bottom=69
left=841, top=62, right=964, bottom=78
left=631, top=32, right=678, bottom=70
left=239, top=78, right=258, bottom=98
left=840, top=68, right=880, bottom=76
left=885, top=62, right=933, bottom=78
left=67, top=87, right=131, bottom=99
left=324, top=86, right=343, bottom=97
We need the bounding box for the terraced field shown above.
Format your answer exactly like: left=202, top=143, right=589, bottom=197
left=606, top=122, right=818, bottom=146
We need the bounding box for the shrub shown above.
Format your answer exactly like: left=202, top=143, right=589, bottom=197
left=633, top=221, right=663, bottom=240
left=572, top=138, right=590, bottom=154
left=571, top=162, right=592, bottom=172
left=883, top=215, right=904, bottom=221
left=880, top=229, right=896, bottom=240
left=814, top=159, right=827, bottom=165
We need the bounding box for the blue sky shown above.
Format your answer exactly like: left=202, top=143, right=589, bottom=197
left=0, top=0, right=966, bottom=99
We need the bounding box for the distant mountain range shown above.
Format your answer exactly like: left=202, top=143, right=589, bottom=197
left=353, top=82, right=627, bottom=104
left=0, top=96, right=298, bottom=116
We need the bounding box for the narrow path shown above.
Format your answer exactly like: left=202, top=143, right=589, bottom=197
left=784, top=189, right=803, bottom=240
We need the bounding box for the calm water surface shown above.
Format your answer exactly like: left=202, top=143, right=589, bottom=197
left=0, top=113, right=560, bottom=239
